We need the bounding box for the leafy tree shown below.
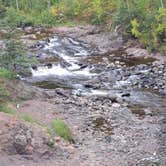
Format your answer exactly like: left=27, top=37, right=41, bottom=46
left=0, top=0, right=165, bottom=52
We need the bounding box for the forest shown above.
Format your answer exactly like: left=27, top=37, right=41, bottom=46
left=0, top=0, right=166, bottom=52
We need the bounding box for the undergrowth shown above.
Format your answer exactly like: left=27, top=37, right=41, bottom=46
left=49, top=119, right=74, bottom=143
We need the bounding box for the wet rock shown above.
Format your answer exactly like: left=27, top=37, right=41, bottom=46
left=60, top=60, right=71, bottom=68
left=23, top=27, right=34, bottom=34
left=21, top=34, right=37, bottom=40
left=126, top=47, right=151, bottom=58
left=159, top=89, right=166, bottom=96
left=0, top=40, right=5, bottom=49
left=112, top=103, right=121, bottom=108
left=15, top=66, right=32, bottom=77
left=121, top=93, right=130, bottom=97
left=84, top=84, right=94, bottom=88
left=45, top=63, right=53, bottom=69
left=32, top=65, right=38, bottom=71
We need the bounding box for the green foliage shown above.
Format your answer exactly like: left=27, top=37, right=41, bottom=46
left=51, top=119, right=74, bottom=143
left=0, top=30, right=38, bottom=71
left=0, top=7, right=26, bottom=27
left=34, top=10, right=59, bottom=26
left=20, top=114, right=37, bottom=124
left=0, top=0, right=113, bottom=26
left=0, top=83, right=9, bottom=101
left=0, top=0, right=165, bottom=52
left=0, top=3, right=6, bottom=18
left=131, top=19, right=141, bottom=38
left=60, top=0, right=83, bottom=18
left=112, top=0, right=165, bottom=52
left=155, top=8, right=166, bottom=52
left=0, top=82, right=10, bottom=112
left=89, top=0, right=105, bottom=24
left=0, top=83, right=15, bottom=115
left=0, top=68, right=16, bottom=79
left=0, top=103, right=15, bottom=114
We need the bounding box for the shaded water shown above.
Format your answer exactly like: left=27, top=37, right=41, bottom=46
left=85, top=54, right=156, bottom=67
left=128, top=104, right=146, bottom=117
left=92, top=117, right=112, bottom=134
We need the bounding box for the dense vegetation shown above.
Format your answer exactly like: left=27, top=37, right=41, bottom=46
left=0, top=30, right=37, bottom=114
left=0, top=0, right=165, bottom=52
left=0, top=29, right=38, bottom=74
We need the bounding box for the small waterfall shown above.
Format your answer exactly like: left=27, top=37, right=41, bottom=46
left=27, top=36, right=97, bottom=92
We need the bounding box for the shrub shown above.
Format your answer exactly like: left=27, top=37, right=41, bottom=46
left=0, top=4, right=6, bottom=18
left=20, top=114, right=38, bottom=124
left=0, top=68, right=16, bottom=79
left=154, top=8, right=166, bottom=52
left=0, top=7, right=26, bottom=27
left=51, top=119, right=74, bottom=143
left=112, top=0, right=166, bottom=52
left=0, top=0, right=165, bottom=52
left=0, top=83, right=9, bottom=100
left=0, top=85, right=16, bottom=114
left=0, top=84, right=15, bottom=115
left=0, top=31, right=38, bottom=71
left=0, top=103, right=15, bottom=115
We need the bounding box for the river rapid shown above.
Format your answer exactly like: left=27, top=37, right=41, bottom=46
left=21, top=26, right=166, bottom=166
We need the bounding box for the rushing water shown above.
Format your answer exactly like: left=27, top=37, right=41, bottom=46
left=24, top=35, right=165, bottom=99
left=28, top=36, right=99, bottom=93
left=23, top=35, right=166, bottom=164
left=27, top=36, right=165, bottom=100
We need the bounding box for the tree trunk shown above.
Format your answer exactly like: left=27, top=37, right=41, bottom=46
left=16, top=0, right=19, bottom=10
left=160, top=0, right=164, bottom=8
left=47, top=0, right=51, bottom=11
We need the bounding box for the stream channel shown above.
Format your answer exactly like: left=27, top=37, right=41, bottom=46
left=23, top=34, right=166, bottom=165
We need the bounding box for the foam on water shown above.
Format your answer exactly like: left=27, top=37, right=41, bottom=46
left=29, top=36, right=98, bottom=93
left=31, top=64, right=96, bottom=77
left=43, top=36, right=89, bottom=57
left=31, top=36, right=96, bottom=78
left=90, top=90, right=110, bottom=96
left=73, top=89, right=110, bottom=96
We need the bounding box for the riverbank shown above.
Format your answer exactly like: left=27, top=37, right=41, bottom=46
left=0, top=25, right=165, bottom=166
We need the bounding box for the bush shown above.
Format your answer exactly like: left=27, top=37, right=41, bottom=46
left=0, top=0, right=165, bottom=52
left=51, top=119, right=74, bottom=143
left=112, top=0, right=166, bottom=52
left=20, top=114, right=38, bottom=124
left=154, top=8, right=166, bottom=52
left=0, top=7, right=26, bottom=27
left=0, top=31, right=38, bottom=71
left=0, top=103, right=15, bottom=115
left=0, top=68, right=16, bottom=79
left=0, top=0, right=113, bottom=26
left=36, top=10, right=59, bottom=26
left=0, top=84, right=15, bottom=115
left=0, top=4, right=6, bottom=18
left=0, top=83, right=9, bottom=100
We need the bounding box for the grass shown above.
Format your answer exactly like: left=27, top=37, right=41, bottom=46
left=0, top=103, right=15, bottom=115
left=51, top=119, right=74, bottom=143
left=20, top=114, right=38, bottom=124
left=0, top=82, right=14, bottom=114
left=0, top=83, right=9, bottom=97
left=0, top=68, right=16, bottom=79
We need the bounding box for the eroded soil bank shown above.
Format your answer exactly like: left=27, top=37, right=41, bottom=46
left=0, top=25, right=166, bottom=166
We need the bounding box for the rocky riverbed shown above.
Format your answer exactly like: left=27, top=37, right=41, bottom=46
left=0, top=26, right=166, bottom=166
